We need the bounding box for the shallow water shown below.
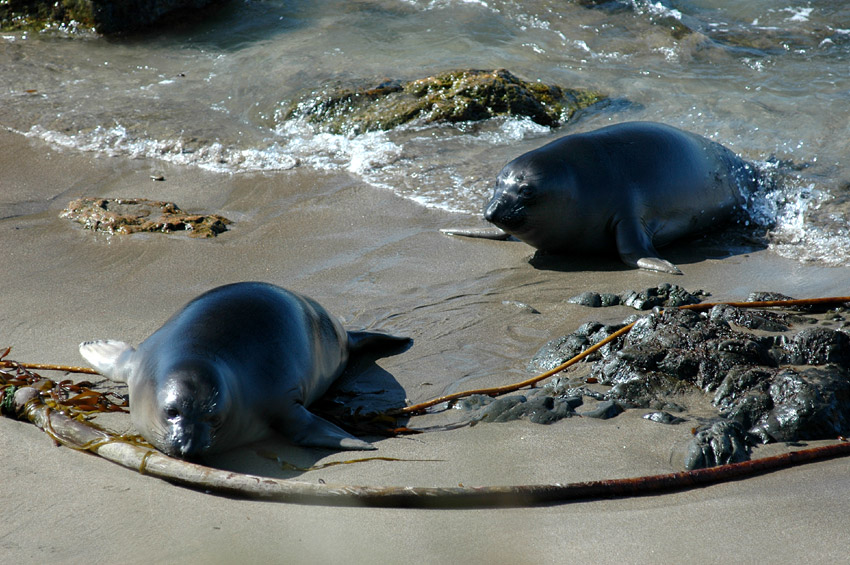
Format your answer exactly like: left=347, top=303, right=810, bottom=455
left=2, top=0, right=849, bottom=264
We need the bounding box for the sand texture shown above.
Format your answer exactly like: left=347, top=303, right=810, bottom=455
left=2, top=129, right=849, bottom=563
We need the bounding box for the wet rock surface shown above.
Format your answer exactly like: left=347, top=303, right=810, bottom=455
left=454, top=388, right=583, bottom=426
left=1, top=0, right=218, bottom=34
left=283, top=68, right=607, bottom=135
left=459, top=293, right=850, bottom=470
left=685, top=421, right=751, bottom=469
left=642, top=411, right=685, bottom=425
left=567, top=283, right=707, bottom=310
left=528, top=318, right=639, bottom=372
left=592, top=306, right=850, bottom=468
left=61, top=197, right=231, bottom=238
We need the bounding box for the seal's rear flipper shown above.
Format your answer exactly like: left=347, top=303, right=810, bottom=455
left=440, top=227, right=511, bottom=240
left=275, top=404, right=376, bottom=451
left=635, top=257, right=683, bottom=275
left=347, top=331, right=411, bottom=354
left=615, top=219, right=683, bottom=275
left=79, top=340, right=135, bottom=382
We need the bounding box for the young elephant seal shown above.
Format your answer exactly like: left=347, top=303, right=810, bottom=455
left=482, top=121, right=758, bottom=274
left=79, top=282, right=409, bottom=459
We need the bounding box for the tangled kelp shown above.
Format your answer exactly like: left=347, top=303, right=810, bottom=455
left=3, top=355, right=850, bottom=507
left=61, top=197, right=231, bottom=238
left=0, top=348, right=127, bottom=418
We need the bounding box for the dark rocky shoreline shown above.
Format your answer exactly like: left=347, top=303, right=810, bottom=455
left=457, top=287, right=850, bottom=470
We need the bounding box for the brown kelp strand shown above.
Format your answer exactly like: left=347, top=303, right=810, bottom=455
left=680, top=296, right=850, bottom=312
left=3, top=382, right=849, bottom=508
left=255, top=451, right=443, bottom=473
left=2, top=295, right=850, bottom=507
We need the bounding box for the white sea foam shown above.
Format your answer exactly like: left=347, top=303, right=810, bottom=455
left=782, top=7, right=814, bottom=23
left=24, top=124, right=298, bottom=172
left=634, top=0, right=684, bottom=22
left=274, top=119, right=403, bottom=176
left=744, top=162, right=850, bottom=265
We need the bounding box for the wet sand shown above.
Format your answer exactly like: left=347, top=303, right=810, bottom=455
left=2, top=127, right=849, bottom=563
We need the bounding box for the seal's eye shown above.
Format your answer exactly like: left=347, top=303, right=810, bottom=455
left=518, top=185, right=533, bottom=199
left=164, top=407, right=180, bottom=420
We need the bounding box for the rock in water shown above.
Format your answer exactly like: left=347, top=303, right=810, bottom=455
left=1, top=0, right=219, bottom=34
left=283, top=69, right=606, bottom=135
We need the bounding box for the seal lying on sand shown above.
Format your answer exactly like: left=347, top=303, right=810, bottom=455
left=446, top=121, right=758, bottom=274
left=79, top=282, right=409, bottom=459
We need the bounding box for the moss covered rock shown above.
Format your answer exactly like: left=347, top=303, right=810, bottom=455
left=61, top=197, right=231, bottom=238
left=1, top=0, right=218, bottom=34
left=284, top=69, right=606, bottom=135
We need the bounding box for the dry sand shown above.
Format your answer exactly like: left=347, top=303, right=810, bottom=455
left=2, top=128, right=849, bottom=563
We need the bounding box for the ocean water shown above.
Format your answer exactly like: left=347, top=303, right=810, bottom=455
left=2, top=0, right=849, bottom=265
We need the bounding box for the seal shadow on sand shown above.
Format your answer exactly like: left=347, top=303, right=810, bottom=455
left=203, top=343, right=411, bottom=479
left=527, top=225, right=768, bottom=273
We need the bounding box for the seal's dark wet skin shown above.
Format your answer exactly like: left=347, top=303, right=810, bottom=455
left=483, top=121, right=760, bottom=274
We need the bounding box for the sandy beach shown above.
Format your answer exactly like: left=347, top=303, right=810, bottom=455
left=2, top=127, right=849, bottom=563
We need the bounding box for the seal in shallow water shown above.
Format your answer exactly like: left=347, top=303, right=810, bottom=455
left=481, top=121, right=757, bottom=274
left=79, top=282, right=409, bottom=459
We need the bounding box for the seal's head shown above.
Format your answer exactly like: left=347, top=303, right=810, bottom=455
left=484, top=151, right=573, bottom=250
left=137, top=358, right=232, bottom=459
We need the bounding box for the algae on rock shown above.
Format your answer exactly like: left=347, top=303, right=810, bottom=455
left=283, top=69, right=607, bottom=135
left=61, top=197, right=231, bottom=238
left=1, top=0, right=218, bottom=34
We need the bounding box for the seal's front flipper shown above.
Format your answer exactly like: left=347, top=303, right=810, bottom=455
left=274, top=404, right=376, bottom=451
left=347, top=331, right=411, bottom=354
left=440, top=227, right=511, bottom=240
left=79, top=340, right=135, bottom=382
left=614, top=219, right=683, bottom=275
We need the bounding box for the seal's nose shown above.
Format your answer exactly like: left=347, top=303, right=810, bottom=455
left=168, top=421, right=208, bottom=460
left=483, top=197, right=499, bottom=223
left=178, top=438, right=195, bottom=458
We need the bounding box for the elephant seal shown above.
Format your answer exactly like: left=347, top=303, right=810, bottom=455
left=481, top=121, right=758, bottom=274
left=78, top=282, right=409, bottom=459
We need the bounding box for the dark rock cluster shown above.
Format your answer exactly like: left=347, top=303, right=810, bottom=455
left=453, top=378, right=627, bottom=425
left=465, top=293, right=850, bottom=470
left=595, top=308, right=847, bottom=399
left=567, top=283, right=707, bottom=310
left=578, top=306, right=849, bottom=468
